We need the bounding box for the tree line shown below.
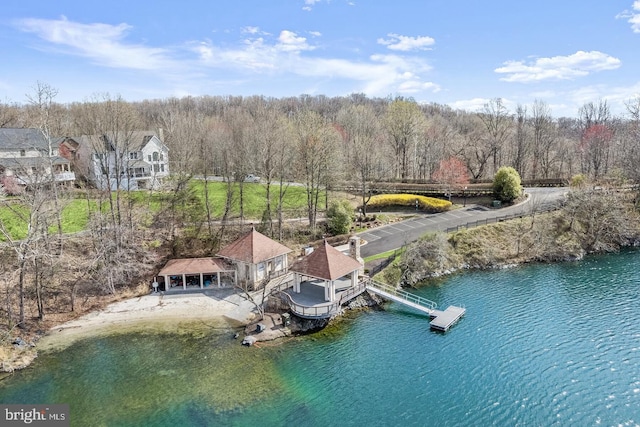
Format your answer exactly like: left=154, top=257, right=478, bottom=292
left=1, top=84, right=640, bottom=329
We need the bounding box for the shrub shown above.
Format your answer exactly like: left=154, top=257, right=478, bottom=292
left=368, top=194, right=451, bottom=213
left=326, top=199, right=353, bottom=235
left=493, top=167, right=522, bottom=202
left=570, top=174, right=588, bottom=188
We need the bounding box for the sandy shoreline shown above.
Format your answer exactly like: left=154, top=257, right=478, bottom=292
left=38, top=291, right=260, bottom=351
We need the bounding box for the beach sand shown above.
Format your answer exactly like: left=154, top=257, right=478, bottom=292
left=38, top=291, right=260, bottom=351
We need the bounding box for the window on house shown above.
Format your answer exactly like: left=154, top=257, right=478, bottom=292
left=153, top=164, right=159, bottom=173
left=148, top=154, right=152, bottom=162
left=20, top=150, right=26, bottom=157
left=160, top=153, right=164, bottom=161
left=152, top=152, right=159, bottom=161
left=129, top=152, right=139, bottom=160
left=160, top=164, right=165, bottom=172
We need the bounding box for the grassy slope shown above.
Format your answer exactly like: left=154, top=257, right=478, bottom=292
left=0, top=181, right=315, bottom=241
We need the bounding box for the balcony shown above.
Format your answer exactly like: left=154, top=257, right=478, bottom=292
left=55, top=171, right=76, bottom=182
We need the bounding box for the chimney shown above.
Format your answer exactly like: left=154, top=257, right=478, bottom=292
left=349, top=236, right=365, bottom=275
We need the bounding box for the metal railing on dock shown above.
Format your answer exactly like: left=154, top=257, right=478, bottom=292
left=365, top=279, right=437, bottom=312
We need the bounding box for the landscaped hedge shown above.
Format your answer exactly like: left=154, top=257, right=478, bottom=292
left=368, top=194, right=452, bottom=213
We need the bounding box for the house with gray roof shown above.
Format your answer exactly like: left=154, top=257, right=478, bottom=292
left=65, top=130, right=169, bottom=190
left=0, top=128, right=75, bottom=188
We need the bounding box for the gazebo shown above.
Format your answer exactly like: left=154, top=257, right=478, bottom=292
left=289, top=240, right=363, bottom=302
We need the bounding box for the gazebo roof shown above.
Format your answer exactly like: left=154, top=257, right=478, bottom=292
left=290, top=240, right=362, bottom=281
left=158, top=257, right=232, bottom=276
left=217, top=226, right=291, bottom=264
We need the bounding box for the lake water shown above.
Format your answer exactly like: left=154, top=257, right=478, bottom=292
left=1, top=250, right=639, bottom=426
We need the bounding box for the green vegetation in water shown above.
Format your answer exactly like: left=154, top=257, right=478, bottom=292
left=9, top=324, right=289, bottom=426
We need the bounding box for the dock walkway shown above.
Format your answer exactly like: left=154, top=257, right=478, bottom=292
left=365, top=280, right=465, bottom=332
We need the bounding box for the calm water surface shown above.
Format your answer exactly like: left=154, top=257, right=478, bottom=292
left=1, top=250, right=639, bottom=426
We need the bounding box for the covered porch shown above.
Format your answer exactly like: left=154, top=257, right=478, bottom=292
left=156, top=257, right=236, bottom=292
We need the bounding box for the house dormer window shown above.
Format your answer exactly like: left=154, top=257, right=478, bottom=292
left=20, top=149, right=26, bottom=157
left=129, top=152, right=139, bottom=160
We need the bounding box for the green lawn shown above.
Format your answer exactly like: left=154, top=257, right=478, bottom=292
left=0, top=180, right=315, bottom=241
left=189, top=181, right=312, bottom=218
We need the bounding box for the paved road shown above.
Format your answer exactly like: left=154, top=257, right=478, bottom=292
left=358, top=187, right=568, bottom=258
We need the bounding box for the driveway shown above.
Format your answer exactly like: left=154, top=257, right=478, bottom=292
left=358, top=187, right=567, bottom=258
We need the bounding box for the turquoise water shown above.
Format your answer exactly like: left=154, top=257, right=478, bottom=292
left=1, top=250, right=639, bottom=426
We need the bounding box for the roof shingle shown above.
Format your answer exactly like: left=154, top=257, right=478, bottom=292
left=158, top=257, right=233, bottom=276
left=290, top=240, right=362, bottom=281
left=217, top=227, right=292, bottom=264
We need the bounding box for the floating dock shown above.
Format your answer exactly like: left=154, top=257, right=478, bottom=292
left=365, top=280, right=465, bottom=332
left=428, top=306, right=466, bottom=332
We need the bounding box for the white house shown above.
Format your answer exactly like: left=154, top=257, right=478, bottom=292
left=0, top=128, right=75, bottom=188
left=68, top=131, right=169, bottom=190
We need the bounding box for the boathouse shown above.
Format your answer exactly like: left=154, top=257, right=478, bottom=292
left=216, top=226, right=292, bottom=290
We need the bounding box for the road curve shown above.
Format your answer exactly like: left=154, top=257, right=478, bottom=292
left=358, top=187, right=568, bottom=258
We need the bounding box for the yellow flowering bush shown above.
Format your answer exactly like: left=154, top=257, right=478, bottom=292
left=368, top=194, right=451, bottom=213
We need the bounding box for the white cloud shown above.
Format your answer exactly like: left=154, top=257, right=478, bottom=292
left=303, top=0, right=322, bottom=11
left=377, top=33, right=435, bottom=51
left=16, top=16, right=439, bottom=101
left=15, top=16, right=173, bottom=70
left=448, top=98, right=493, bottom=112
left=617, top=1, right=640, bottom=33
left=241, top=26, right=260, bottom=34
left=276, top=30, right=315, bottom=52
left=495, top=51, right=621, bottom=82
left=309, top=31, right=322, bottom=37
left=193, top=38, right=438, bottom=97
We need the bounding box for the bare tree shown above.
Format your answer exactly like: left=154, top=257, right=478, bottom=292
left=530, top=100, right=557, bottom=179
left=0, top=100, right=19, bottom=128
left=247, top=102, right=292, bottom=237
left=26, top=82, right=66, bottom=246
left=293, top=109, right=339, bottom=230
left=478, top=98, right=512, bottom=175
left=577, top=100, right=612, bottom=179
left=455, top=113, right=490, bottom=180
left=337, top=104, right=386, bottom=216
left=384, top=98, right=424, bottom=181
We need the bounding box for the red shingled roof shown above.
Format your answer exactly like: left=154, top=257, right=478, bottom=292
left=216, top=227, right=291, bottom=264
left=290, top=240, right=362, bottom=281
left=158, top=257, right=233, bottom=276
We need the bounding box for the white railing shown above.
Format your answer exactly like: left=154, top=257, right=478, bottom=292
left=278, top=278, right=368, bottom=319
left=55, top=171, right=76, bottom=181
left=366, top=279, right=437, bottom=310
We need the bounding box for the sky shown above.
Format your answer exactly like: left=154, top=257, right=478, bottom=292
left=1, top=0, right=640, bottom=117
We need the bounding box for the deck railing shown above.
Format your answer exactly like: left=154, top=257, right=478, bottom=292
left=279, top=292, right=340, bottom=318
left=366, top=279, right=437, bottom=311
left=278, top=278, right=369, bottom=319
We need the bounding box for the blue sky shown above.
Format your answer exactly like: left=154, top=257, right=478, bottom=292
left=2, top=0, right=640, bottom=117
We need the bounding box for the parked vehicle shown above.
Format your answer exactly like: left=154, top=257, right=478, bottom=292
left=244, top=174, right=260, bottom=183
